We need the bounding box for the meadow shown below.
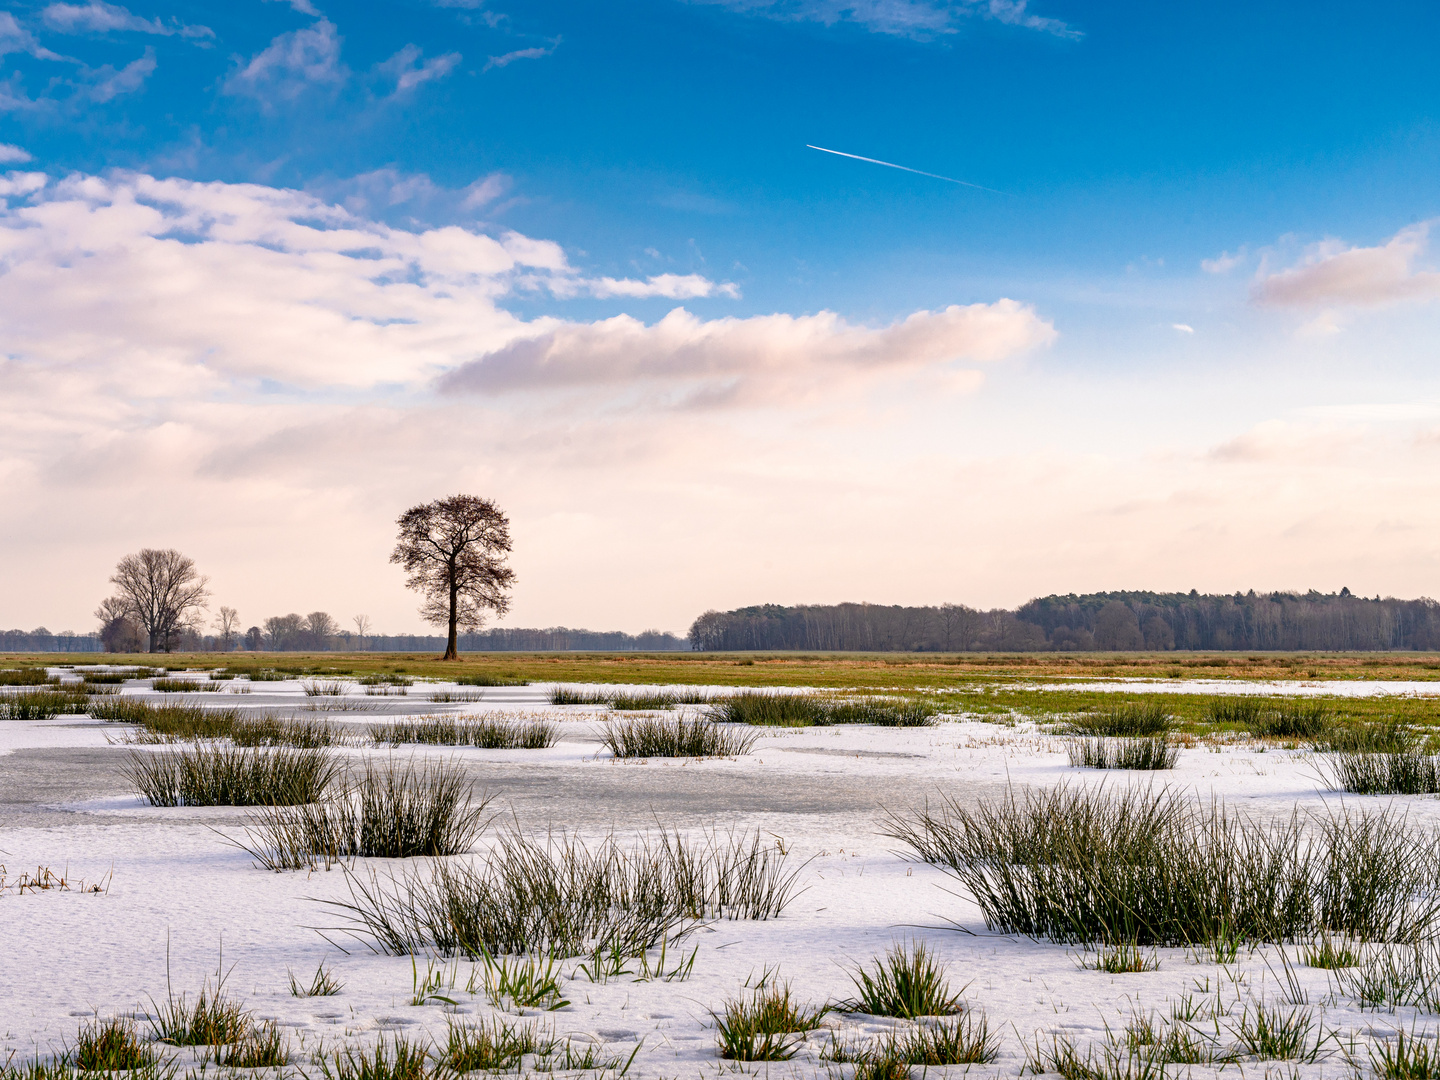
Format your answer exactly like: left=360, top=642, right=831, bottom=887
left=6, top=655, right=1440, bottom=1079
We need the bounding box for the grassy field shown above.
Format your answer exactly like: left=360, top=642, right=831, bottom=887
left=9, top=648, right=1440, bottom=688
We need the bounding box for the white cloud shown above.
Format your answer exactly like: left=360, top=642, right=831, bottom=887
left=1172, top=323, right=1194, bottom=334
left=1253, top=222, right=1440, bottom=308
left=484, top=43, right=556, bottom=70
left=440, top=299, right=1055, bottom=399
left=461, top=173, right=508, bottom=210
left=0, top=144, right=33, bottom=163
left=42, top=2, right=213, bottom=40
left=588, top=273, right=741, bottom=300
left=226, top=20, right=345, bottom=100
left=86, top=47, right=155, bottom=101
left=683, top=0, right=1077, bottom=39
left=0, top=12, right=66, bottom=59
left=378, top=44, right=461, bottom=93
left=263, top=0, right=321, bottom=13
left=1201, top=248, right=1246, bottom=274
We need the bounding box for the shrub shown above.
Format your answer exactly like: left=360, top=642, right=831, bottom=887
left=601, top=715, right=757, bottom=758
left=1067, top=736, right=1178, bottom=771
left=327, top=826, right=805, bottom=958
left=713, top=976, right=827, bottom=1061
left=127, top=745, right=337, bottom=806
left=238, top=758, right=492, bottom=867
left=843, top=941, right=962, bottom=1018
left=883, top=783, right=1440, bottom=947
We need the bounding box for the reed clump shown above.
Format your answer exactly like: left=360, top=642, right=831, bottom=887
left=713, top=975, right=828, bottom=1062
left=601, top=715, right=757, bottom=758
left=93, top=699, right=242, bottom=741
left=1071, top=702, right=1172, bottom=738
left=0, top=668, right=58, bottom=687
left=326, top=826, right=805, bottom=958
left=1067, top=736, right=1179, bottom=771
left=238, top=758, right=493, bottom=868
left=127, top=745, right=337, bottom=806
left=843, top=941, right=963, bottom=1018
left=0, top=689, right=90, bottom=720
left=883, top=783, right=1440, bottom=946
left=370, top=716, right=557, bottom=749
left=707, top=693, right=936, bottom=728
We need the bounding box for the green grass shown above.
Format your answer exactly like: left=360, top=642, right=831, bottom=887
left=1324, top=749, right=1440, bottom=794
left=71, top=1017, right=166, bottom=1072
left=843, top=942, right=963, bottom=1018
left=1368, top=1028, right=1440, bottom=1080
left=1066, top=735, right=1178, bottom=770
left=455, top=673, right=529, bottom=686
left=712, top=975, right=828, bottom=1062
left=706, top=692, right=937, bottom=727
left=0, top=689, right=89, bottom=720
left=289, top=961, right=343, bottom=997
left=150, top=677, right=223, bottom=693
left=315, top=1036, right=428, bottom=1080
left=1070, top=701, right=1172, bottom=737
left=1231, top=1003, right=1327, bottom=1061
left=328, top=825, right=805, bottom=958
left=600, top=715, right=757, bottom=758
left=884, top=783, right=1440, bottom=947
left=126, top=745, right=337, bottom=806
left=369, top=715, right=557, bottom=749
left=238, top=758, right=493, bottom=867
left=93, top=699, right=242, bottom=740
left=436, top=1018, right=552, bottom=1074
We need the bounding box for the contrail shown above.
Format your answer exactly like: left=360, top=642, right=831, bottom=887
left=806, top=144, right=1004, bottom=194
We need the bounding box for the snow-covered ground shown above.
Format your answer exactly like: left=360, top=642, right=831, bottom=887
left=1, top=673, right=1436, bottom=1078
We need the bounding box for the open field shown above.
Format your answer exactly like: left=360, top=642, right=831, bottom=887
left=9, top=648, right=1440, bottom=687
left=8, top=664, right=1440, bottom=1079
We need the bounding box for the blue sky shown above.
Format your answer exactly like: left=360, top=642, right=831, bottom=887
left=2, top=0, right=1439, bottom=634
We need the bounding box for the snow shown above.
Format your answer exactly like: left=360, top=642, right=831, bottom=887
left=1, top=673, right=1437, bottom=1077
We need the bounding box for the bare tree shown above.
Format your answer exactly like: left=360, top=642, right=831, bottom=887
left=305, top=611, right=338, bottom=650
left=352, top=614, right=372, bottom=650
left=391, top=495, right=515, bottom=661
left=107, top=548, right=210, bottom=653
left=264, top=613, right=304, bottom=650
left=214, top=606, right=240, bottom=652
left=94, top=596, right=144, bottom=653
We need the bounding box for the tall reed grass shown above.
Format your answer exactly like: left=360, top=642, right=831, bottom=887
left=0, top=668, right=57, bottom=686
left=93, top=700, right=242, bottom=741
left=326, top=826, right=805, bottom=958
left=601, top=715, right=757, bottom=758
left=0, top=689, right=90, bottom=720
left=1067, top=736, right=1178, bottom=771
left=707, top=693, right=936, bottom=728
left=237, top=758, right=493, bottom=868
left=1070, top=702, right=1172, bottom=737
left=369, top=715, right=557, bottom=749
left=127, top=745, right=337, bottom=806
left=883, top=784, right=1440, bottom=946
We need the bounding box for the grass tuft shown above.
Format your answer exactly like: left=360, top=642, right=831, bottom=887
left=600, top=715, right=757, bottom=758
left=707, top=693, right=935, bottom=727
left=436, top=1018, right=552, bottom=1074
left=843, top=942, right=963, bottom=1018
left=1368, top=1028, right=1440, bottom=1080
left=315, top=1035, right=428, bottom=1080
left=289, top=961, right=343, bottom=997
left=72, top=1017, right=165, bottom=1072
left=370, top=715, right=557, bottom=749
left=1071, top=702, right=1172, bottom=737
left=713, top=974, right=828, bottom=1062
left=127, top=745, right=336, bottom=806
left=884, top=783, right=1440, bottom=947
left=238, top=758, right=492, bottom=868
left=1066, top=736, right=1178, bottom=770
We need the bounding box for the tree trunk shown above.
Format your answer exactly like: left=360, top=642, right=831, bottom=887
left=444, top=575, right=459, bottom=660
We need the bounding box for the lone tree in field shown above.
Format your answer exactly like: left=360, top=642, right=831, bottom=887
left=391, top=495, right=515, bottom=660
left=105, top=548, right=210, bottom=653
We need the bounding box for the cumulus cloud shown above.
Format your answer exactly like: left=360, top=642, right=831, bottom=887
left=1172, top=323, right=1194, bottom=334
left=587, top=274, right=741, bottom=300
left=1253, top=222, right=1440, bottom=308
left=226, top=20, right=346, bottom=100
left=42, top=2, right=213, bottom=40
left=684, top=0, right=1077, bottom=39
left=378, top=44, right=461, bottom=93
left=1201, top=248, right=1246, bottom=274
left=0, top=143, right=32, bottom=163
left=439, top=300, right=1055, bottom=400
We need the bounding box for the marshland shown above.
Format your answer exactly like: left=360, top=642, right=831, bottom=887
left=8, top=654, right=1440, bottom=1079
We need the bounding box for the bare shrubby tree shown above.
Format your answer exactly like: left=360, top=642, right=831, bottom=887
left=103, top=549, right=210, bottom=653
left=305, top=611, right=338, bottom=648
left=391, top=494, right=515, bottom=661
left=214, top=606, right=240, bottom=652
left=94, top=596, right=144, bottom=653
left=352, top=614, right=372, bottom=650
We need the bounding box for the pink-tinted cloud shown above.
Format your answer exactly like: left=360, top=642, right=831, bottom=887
left=1253, top=222, right=1440, bottom=307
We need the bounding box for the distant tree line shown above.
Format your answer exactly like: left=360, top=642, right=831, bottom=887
left=0, top=629, right=103, bottom=653
left=688, top=591, right=1440, bottom=652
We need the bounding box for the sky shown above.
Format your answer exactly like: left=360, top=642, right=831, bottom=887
left=1, top=0, right=1439, bottom=637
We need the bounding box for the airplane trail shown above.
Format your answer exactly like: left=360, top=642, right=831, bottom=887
left=805, top=144, right=1004, bottom=194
